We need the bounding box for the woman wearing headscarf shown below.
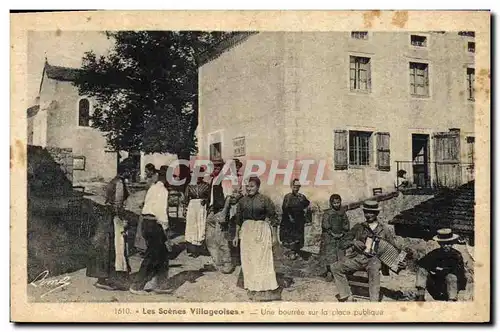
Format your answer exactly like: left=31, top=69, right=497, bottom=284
left=280, top=179, right=310, bottom=260
left=86, top=162, right=131, bottom=291
left=233, top=176, right=281, bottom=301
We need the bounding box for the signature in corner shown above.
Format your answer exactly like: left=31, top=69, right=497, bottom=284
left=29, top=270, right=72, bottom=298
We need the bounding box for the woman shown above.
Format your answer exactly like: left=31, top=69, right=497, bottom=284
left=184, top=166, right=211, bottom=257
left=129, top=171, right=171, bottom=295
left=280, top=179, right=310, bottom=260
left=233, top=176, right=281, bottom=301
left=86, top=163, right=131, bottom=291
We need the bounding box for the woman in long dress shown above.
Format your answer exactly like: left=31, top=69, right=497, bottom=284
left=86, top=163, right=131, bottom=291
left=232, top=176, right=281, bottom=301
left=183, top=167, right=211, bottom=257
left=280, top=179, right=310, bottom=260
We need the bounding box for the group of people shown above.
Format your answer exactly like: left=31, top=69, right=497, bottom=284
left=86, top=160, right=468, bottom=302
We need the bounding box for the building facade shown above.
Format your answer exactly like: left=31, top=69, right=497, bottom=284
left=27, top=61, right=176, bottom=183
left=198, top=32, right=476, bottom=204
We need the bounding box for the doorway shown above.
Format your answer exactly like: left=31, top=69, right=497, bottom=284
left=412, top=134, right=430, bottom=188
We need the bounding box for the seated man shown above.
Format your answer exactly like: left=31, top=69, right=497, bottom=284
left=415, top=228, right=467, bottom=302
left=331, top=200, right=404, bottom=302
left=395, top=170, right=410, bottom=190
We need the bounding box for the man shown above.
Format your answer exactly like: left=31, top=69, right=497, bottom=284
left=415, top=228, right=467, bottom=301
left=135, top=163, right=159, bottom=253
left=129, top=170, right=171, bottom=295
left=208, top=160, right=226, bottom=213
left=331, top=200, right=404, bottom=302
left=145, top=163, right=158, bottom=189
left=87, top=163, right=131, bottom=290
left=205, top=196, right=234, bottom=274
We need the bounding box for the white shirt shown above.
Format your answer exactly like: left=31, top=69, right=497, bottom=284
left=142, top=181, right=169, bottom=229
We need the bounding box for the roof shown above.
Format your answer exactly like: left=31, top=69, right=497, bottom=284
left=44, top=63, right=82, bottom=81
left=27, top=105, right=40, bottom=118
left=197, top=32, right=258, bottom=67
left=38, top=60, right=83, bottom=95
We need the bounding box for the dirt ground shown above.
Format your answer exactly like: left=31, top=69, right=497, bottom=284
left=27, top=182, right=474, bottom=303
left=28, top=236, right=474, bottom=303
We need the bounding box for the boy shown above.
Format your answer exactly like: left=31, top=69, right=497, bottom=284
left=319, top=194, right=349, bottom=282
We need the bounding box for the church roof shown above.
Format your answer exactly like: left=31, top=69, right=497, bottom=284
left=44, top=63, right=82, bottom=81
left=38, top=60, right=83, bottom=95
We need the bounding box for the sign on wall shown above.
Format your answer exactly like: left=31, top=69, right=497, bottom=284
left=233, top=136, right=246, bottom=157
left=73, top=156, right=86, bottom=171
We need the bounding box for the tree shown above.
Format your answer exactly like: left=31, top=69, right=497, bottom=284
left=73, top=31, right=236, bottom=182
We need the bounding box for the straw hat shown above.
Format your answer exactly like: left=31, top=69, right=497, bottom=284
left=433, top=228, right=459, bottom=242
left=362, top=200, right=381, bottom=212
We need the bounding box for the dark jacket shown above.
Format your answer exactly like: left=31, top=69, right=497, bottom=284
left=209, top=178, right=225, bottom=213
left=340, top=221, right=399, bottom=252
left=417, top=247, right=467, bottom=291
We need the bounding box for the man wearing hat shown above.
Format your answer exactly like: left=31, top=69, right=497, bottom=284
left=414, top=228, right=467, bottom=301
left=331, top=200, right=404, bottom=302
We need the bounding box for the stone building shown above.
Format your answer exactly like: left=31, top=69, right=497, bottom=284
left=198, top=31, right=476, bottom=204
left=27, top=60, right=176, bottom=183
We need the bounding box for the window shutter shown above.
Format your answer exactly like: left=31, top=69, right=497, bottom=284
left=376, top=132, right=390, bottom=171
left=425, top=65, right=430, bottom=96
left=334, top=130, right=348, bottom=170
left=367, top=59, right=372, bottom=91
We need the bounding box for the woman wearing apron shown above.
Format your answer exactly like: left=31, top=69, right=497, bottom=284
left=183, top=167, right=211, bottom=257
left=232, top=176, right=281, bottom=301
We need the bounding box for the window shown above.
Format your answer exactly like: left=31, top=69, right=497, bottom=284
left=349, top=56, right=371, bottom=92
left=411, top=35, right=427, bottom=47
left=376, top=132, right=391, bottom=171
left=209, top=142, right=222, bottom=161
left=468, top=42, right=475, bottom=53
left=349, top=131, right=372, bottom=166
left=351, top=31, right=368, bottom=40
left=73, top=156, right=86, bottom=171
left=233, top=136, right=246, bottom=157
left=466, top=136, right=475, bottom=165
left=467, top=68, right=475, bottom=101
left=78, top=98, right=90, bottom=127
left=458, top=31, right=475, bottom=37
left=409, top=62, right=430, bottom=97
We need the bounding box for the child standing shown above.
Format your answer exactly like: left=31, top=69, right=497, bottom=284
left=319, top=194, right=350, bottom=282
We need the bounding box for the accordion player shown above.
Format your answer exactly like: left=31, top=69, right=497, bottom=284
left=364, top=236, right=407, bottom=274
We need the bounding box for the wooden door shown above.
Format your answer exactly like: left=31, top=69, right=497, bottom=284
left=433, top=132, right=461, bottom=188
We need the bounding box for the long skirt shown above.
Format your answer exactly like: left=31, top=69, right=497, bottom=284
left=185, top=199, right=207, bottom=246
left=87, top=210, right=130, bottom=279
left=240, top=219, right=279, bottom=292
left=279, top=215, right=306, bottom=252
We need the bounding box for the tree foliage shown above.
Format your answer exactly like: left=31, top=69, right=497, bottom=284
left=74, top=31, right=236, bottom=156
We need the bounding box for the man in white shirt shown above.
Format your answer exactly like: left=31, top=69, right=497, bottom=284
left=129, top=171, right=171, bottom=295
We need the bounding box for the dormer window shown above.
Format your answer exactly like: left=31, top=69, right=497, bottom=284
left=78, top=98, right=90, bottom=127
left=351, top=31, right=368, bottom=40
left=411, top=34, right=427, bottom=47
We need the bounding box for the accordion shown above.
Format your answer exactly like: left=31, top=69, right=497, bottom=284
left=365, top=236, right=406, bottom=274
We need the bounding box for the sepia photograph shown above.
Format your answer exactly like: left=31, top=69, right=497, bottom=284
left=10, top=10, right=490, bottom=323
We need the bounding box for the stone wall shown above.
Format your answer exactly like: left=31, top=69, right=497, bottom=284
left=28, top=145, right=74, bottom=196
